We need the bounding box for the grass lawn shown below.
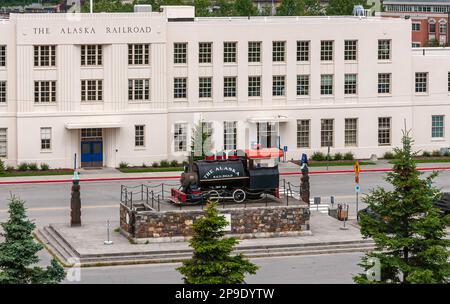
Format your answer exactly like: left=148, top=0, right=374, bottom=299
left=307, top=161, right=376, bottom=167
left=118, top=167, right=184, bottom=173
left=388, top=158, right=450, bottom=164
left=0, top=170, right=74, bottom=178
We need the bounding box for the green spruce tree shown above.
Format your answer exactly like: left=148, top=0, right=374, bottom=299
left=277, top=0, right=305, bottom=16
left=326, top=0, right=363, bottom=15
left=177, top=202, right=258, bottom=284
left=0, top=196, right=66, bottom=284
left=304, top=0, right=323, bottom=16
left=354, top=130, right=450, bottom=284
left=234, top=0, right=257, bottom=16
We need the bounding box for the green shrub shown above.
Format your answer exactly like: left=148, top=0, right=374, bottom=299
left=6, top=165, right=14, bottom=172
left=311, top=151, right=326, bottom=161
left=333, top=153, right=343, bottom=161
left=160, top=160, right=170, bottom=167
left=40, top=163, right=50, bottom=171
left=0, top=159, right=5, bottom=174
left=444, top=150, right=450, bottom=157
left=142, top=163, right=147, bottom=168
left=343, top=152, right=354, bottom=161
left=432, top=150, right=442, bottom=157
left=152, top=162, right=159, bottom=168
left=18, top=162, right=29, bottom=171
left=170, top=160, right=179, bottom=167
left=119, top=162, right=129, bottom=169
left=383, top=151, right=395, bottom=159
left=422, top=151, right=431, bottom=157
left=28, top=163, right=38, bottom=171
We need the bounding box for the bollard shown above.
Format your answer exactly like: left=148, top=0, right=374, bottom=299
left=162, top=184, right=164, bottom=200
left=331, top=195, right=335, bottom=207
left=130, top=192, right=133, bottom=209
left=141, top=185, right=144, bottom=201
left=151, top=191, right=154, bottom=208
left=104, top=220, right=113, bottom=245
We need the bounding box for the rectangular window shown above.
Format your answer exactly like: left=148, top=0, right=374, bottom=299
left=34, top=45, right=56, bottom=67
left=272, top=41, right=286, bottom=62
left=448, top=72, right=450, bottom=92
left=224, top=42, right=237, bottom=63
left=320, top=40, right=333, bottom=61
left=432, top=115, right=444, bottom=138
left=378, top=117, right=391, bottom=146
left=345, top=118, right=358, bottom=147
left=81, top=45, right=102, bottom=66
left=378, top=39, right=391, bottom=60
left=297, top=41, right=310, bottom=62
left=248, top=41, right=261, bottom=63
left=81, top=80, right=103, bottom=102
left=429, top=22, right=436, bottom=34
left=320, top=74, right=333, bottom=95
left=174, top=43, right=187, bottom=64
left=272, top=75, right=286, bottom=96
left=199, top=77, right=212, bottom=98
left=135, top=125, right=145, bottom=147
left=440, top=22, right=446, bottom=34
left=0, top=128, right=6, bottom=157
left=224, top=121, right=237, bottom=150
left=257, top=122, right=278, bottom=148
left=0, top=81, right=6, bottom=103
left=248, top=76, right=261, bottom=97
left=344, top=40, right=358, bottom=61
left=412, top=42, right=421, bottom=48
left=128, top=79, right=150, bottom=101
left=34, top=81, right=56, bottom=103
left=321, top=119, right=334, bottom=147
left=174, top=123, right=187, bottom=152
left=344, top=74, right=357, bottom=95
left=297, top=120, right=310, bottom=148
left=40, top=127, right=51, bottom=150
left=128, top=44, right=150, bottom=65
left=224, top=77, right=237, bottom=98
left=297, top=75, right=309, bottom=96
left=0, top=45, right=5, bottom=67
left=412, top=23, right=421, bottom=31
left=174, top=78, right=187, bottom=99
left=199, top=42, right=212, bottom=64
left=415, top=72, right=428, bottom=93
left=378, top=73, right=391, bottom=94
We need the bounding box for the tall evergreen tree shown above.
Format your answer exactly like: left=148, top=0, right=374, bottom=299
left=277, top=0, right=305, bottom=16
left=177, top=202, right=258, bottom=284
left=234, top=0, right=257, bottom=16
left=354, top=130, right=450, bottom=284
left=0, top=196, right=66, bottom=284
left=326, top=0, right=362, bottom=15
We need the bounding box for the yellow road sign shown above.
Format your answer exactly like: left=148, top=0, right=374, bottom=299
left=354, top=161, right=360, bottom=176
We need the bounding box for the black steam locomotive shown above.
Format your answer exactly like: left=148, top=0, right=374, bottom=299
left=169, top=148, right=282, bottom=204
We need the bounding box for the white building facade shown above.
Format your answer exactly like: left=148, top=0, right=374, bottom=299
left=1, top=6, right=450, bottom=168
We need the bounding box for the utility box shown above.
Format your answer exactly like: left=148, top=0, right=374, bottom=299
left=134, top=5, right=152, bottom=13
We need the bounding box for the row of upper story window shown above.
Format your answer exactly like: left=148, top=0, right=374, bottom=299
left=412, top=19, right=447, bottom=34
left=0, top=39, right=393, bottom=68
left=385, top=4, right=450, bottom=13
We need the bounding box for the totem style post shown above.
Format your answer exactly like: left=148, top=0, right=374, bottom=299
left=71, top=171, right=81, bottom=227
left=300, top=153, right=310, bottom=206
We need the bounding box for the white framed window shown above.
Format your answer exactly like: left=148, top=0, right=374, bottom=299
left=272, top=75, right=285, bottom=96
left=248, top=76, right=261, bottom=97
left=81, top=45, right=102, bottom=66
left=248, top=41, right=261, bottom=63
left=320, top=40, right=334, bottom=61
left=321, top=119, right=334, bottom=147
left=224, top=121, right=237, bottom=150
left=81, top=128, right=102, bottom=139
left=0, top=45, right=5, bottom=67
left=297, top=120, right=310, bottom=148
left=34, top=81, right=56, bottom=103
left=415, top=72, right=428, bottom=93
left=174, top=123, right=187, bottom=152
left=412, top=23, right=421, bottom=31
left=34, top=45, right=56, bottom=67
left=440, top=20, right=447, bottom=34
left=81, top=80, right=103, bottom=102
left=344, top=40, right=358, bottom=61
left=429, top=20, right=436, bottom=34
left=40, top=127, right=51, bottom=150
left=345, top=118, right=358, bottom=147
left=128, top=79, right=150, bottom=101
left=128, top=44, right=149, bottom=65
left=0, top=81, right=6, bottom=103
left=344, top=74, right=357, bottom=95
left=297, top=41, right=310, bottom=62
left=272, top=41, right=286, bottom=62
left=224, top=42, right=237, bottom=63
left=257, top=122, right=278, bottom=148
left=432, top=115, right=444, bottom=138
left=174, top=43, right=187, bottom=64
left=199, top=77, right=212, bottom=98
left=0, top=128, right=7, bottom=157
left=412, top=42, right=421, bottom=48
left=174, top=78, right=187, bottom=99
left=135, top=125, right=145, bottom=147
left=199, top=42, right=212, bottom=64
left=224, top=77, right=237, bottom=98
left=297, top=75, right=309, bottom=96
left=378, top=117, right=391, bottom=146
left=378, top=39, right=391, bottom=60
left=378, top=73, right=391, bottom=94
left=320, top=74, right=333, bottom=95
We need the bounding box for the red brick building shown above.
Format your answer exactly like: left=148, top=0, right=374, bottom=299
left=381, top=0, right=450, bottom=47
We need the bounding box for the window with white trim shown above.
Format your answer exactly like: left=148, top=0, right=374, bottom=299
left=412, top=42, right=421, bottom=48
left=378, top=117, right=391, bottom=146
left=128, top=79, right=150, bottom=101
left=432, top=115, right=444, bottom=138
left=34, top=45, right=56, bottom=67
left=40, top=127, right=51, bottom=150
left=248, top=76, right=261, bottom=97
left=378, top=39, right=391, bottom=60
left=297, top=75, right=309, bottom=96
left=415, top=72, right=428, bottom=93
left=412, top=23, right=421, bottom=31
left=174, top=43, right=187, bottom=64
left=344, top=40, right=357, bottom=61
left=174, top=78, right=187, bottom=99
left=224, top=42, right=237, bottom=63
left=344, top=74, right=357, bottom=95
left=345, top=118, right=358, bottom=147
left=0, top=128, right=6, bottom=157
left=321, top=119, right=334, bottom=147
left=128, top=44, right=150, bottom=65
left=224, top=77, right=237, bottom=98
left=440, top=20, right=447, bottom=34
left=320, top=74, right=333, bottom=95
left=135, top=125, right=145, bottom=147
left=174, top=123, right=187, bottom=152
left=199, top=77, right=212, bottom=98
left=272, top=41, right=286, bottom=62
left=81, top=80, right=103, bottom=102
left=272, top=75, right=285, bottom=96
left=0, top=81, right=6, bottom=103
left=0, top=45, right=5, bottom=67
left=297, top=41, right=310, bottom=62
left=81, top=45, right=102, bottom=66
left=320, top=40, right=333, bottom=61
left=224, top=121, right=237, bottom=150
left=378, top=73, right=391, bottom=94
left=34, top=81, right=56, bottom=103
left=297, top=120, right=310, bottom=148
left=248, top=41, right=261, bottom=63
left=199, top=42, right=212, bottom=64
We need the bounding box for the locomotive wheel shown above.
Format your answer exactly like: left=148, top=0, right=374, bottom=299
left=208, top=190, right=221, bottom=203
left=232, top=189, right=246, bottom=203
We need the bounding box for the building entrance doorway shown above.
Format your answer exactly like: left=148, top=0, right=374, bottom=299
left=81, top=128, right=103, bottom=168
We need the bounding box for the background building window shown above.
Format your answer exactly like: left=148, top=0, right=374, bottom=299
left=344, top=74, right=357, bottom=95
left=378, top=73, right=391, bottom=94
left=345, top=118, right=358, bottom=147
left=224, top=77, right=237, bottom=97
left=81, top=80, right=103, bottom=102
left=320, top=40, right=333, bottom=61
left=199, top=77, right=212, bottom=98
left=412, top=23, right=421, bottom=31
left=344, top=40, right=358, bottom=61
left=34, top=81, right=56, bottom=103
left=174, top=43, right=187, bottom=64
left=224, top=42, right=237, bottom=63
left=432, top=115, right=444, bottom=138
left=321, top=119, right=334, bottom=147
left=297, top=41, right=310, bottom=62
left=128, top=79, right=150, bottom=101
left=40, top=127, right=51, bottom=150
left=248, top=76, right=261, bottom=97
left=34, top=45, right=56, bottom=67
left=199, top=42, right=212, bottom=64
left=297, top=75, right=309, bottom=96
left=135, top=125, right=145, bottom=147
left=128, top=44, right=150, bottom=65
left=224, top=121, right=237, bottom=150
left=0, top=81, right=6, bottom=103
left=272, top=75, right=285, bottom=96
left=81, top=45, right=102, bottom=66
left=174, top=123, right=187, bottom=152
left=272, top=41, right=286, bottom=62
left=320, top=74, right=333, bottom=95
left=378, top=40, right=391, bottom=60
left=174, top=78, right=187, bottom=99
left=448, top=72, right=450, bottom=92
left=0, top=45, right=5, bottom=67
left=415, top=72, right=428, bottom=93
left=0, top=128, right=6, bottom=157
left=378, top=117, right=391, bottom=146
left=248, top=41, right=261, bottom=63
left=297, top=120, right=310, bottom=148
left=440, top=21, right=447, bottom=34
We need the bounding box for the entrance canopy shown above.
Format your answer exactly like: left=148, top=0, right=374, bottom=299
left=65, top=122, right=123, bottom=129
left=247, top=116, right=289, bottom=123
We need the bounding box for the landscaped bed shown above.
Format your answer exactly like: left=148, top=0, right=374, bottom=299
left=0, top=161, right=74, bottom=178
left=118, top=167, right=184, bottom=173
left=291, top=160, right=375, bottom=167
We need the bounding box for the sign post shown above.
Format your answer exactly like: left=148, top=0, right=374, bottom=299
left=354, top=161, right=360, bottom=220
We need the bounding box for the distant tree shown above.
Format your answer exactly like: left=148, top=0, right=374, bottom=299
left=177, top=202, right=258, bottom=284
left=304, top=0, right=323, bottom=15
left=326, top=0, right=363, bottom=15
left=194, top=0, right=212, bottom=16
left=0, top=196, right=66, bottom=284
left=213, top=0, right=234, bottom=16
left=234, top=0, right=257, bottom=16
left=277, top=0, right=304, bottom=16
left=190, top=120, right=213, bottom=160
left=81, top=0, right=133, bottom=12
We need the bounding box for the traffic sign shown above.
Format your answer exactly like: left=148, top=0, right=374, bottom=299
left=355, top=176, right=360, bottom=184
left=355, top=184, right=360, bottom=193
left=354, top=161, right=360, bottom=176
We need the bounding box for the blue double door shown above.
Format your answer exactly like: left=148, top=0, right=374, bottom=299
left=81, top=141, right=103, bottom=168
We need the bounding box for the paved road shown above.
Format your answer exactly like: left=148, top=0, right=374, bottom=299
left=63, top=252, right=363, bottom=284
